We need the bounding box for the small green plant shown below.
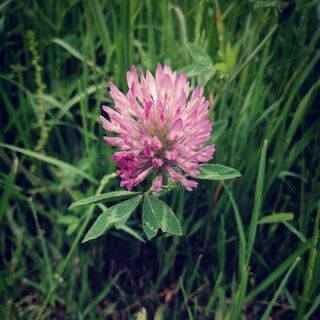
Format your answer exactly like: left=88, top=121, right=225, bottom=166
left=69, top=65, right=241, bottom=242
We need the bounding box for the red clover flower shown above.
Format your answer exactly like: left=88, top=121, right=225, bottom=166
left=100, top=64, right=215, bottom=192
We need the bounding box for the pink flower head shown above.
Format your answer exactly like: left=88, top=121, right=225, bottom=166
left=101, top=64, right=215, bottom=191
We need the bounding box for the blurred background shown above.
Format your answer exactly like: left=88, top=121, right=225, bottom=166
left=0, top=0, right=319, bottom=319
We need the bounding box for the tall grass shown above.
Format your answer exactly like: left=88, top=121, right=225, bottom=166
left=1, top=0, right=319, bottom=319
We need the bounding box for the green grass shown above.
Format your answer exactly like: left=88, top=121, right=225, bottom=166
left=1, top=0, right=319, bottom=319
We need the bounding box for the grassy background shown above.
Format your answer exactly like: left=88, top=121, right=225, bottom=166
left=1, top=0, right=320, bottom=319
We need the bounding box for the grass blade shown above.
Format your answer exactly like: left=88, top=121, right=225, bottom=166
left=231, top=265, right=248, bottom=320
left=0, top=142, right=98, bottom=184
left=205, top=272, right=223, bottom=317
left=303, top=293, right=320, bottom=320
left=179, top=277, right=193, bottom=320
left=282, top=221, right=307, bottom=243
left=88, top=0, right=112, bottom=60
left=260, top=257, right=300, bottom=320
left=258, top=212, right=294, bottom=224
left=224, top=186, right=246, bottom=274
left=246, top=240, right=310, bottom=302
left=52, top=38, right=103, bottom=74
left=30, top=201, right=54, bottom=288
left=297, top=204, right=320, bottom=318
left=247, top=140, right=268, bottom=264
